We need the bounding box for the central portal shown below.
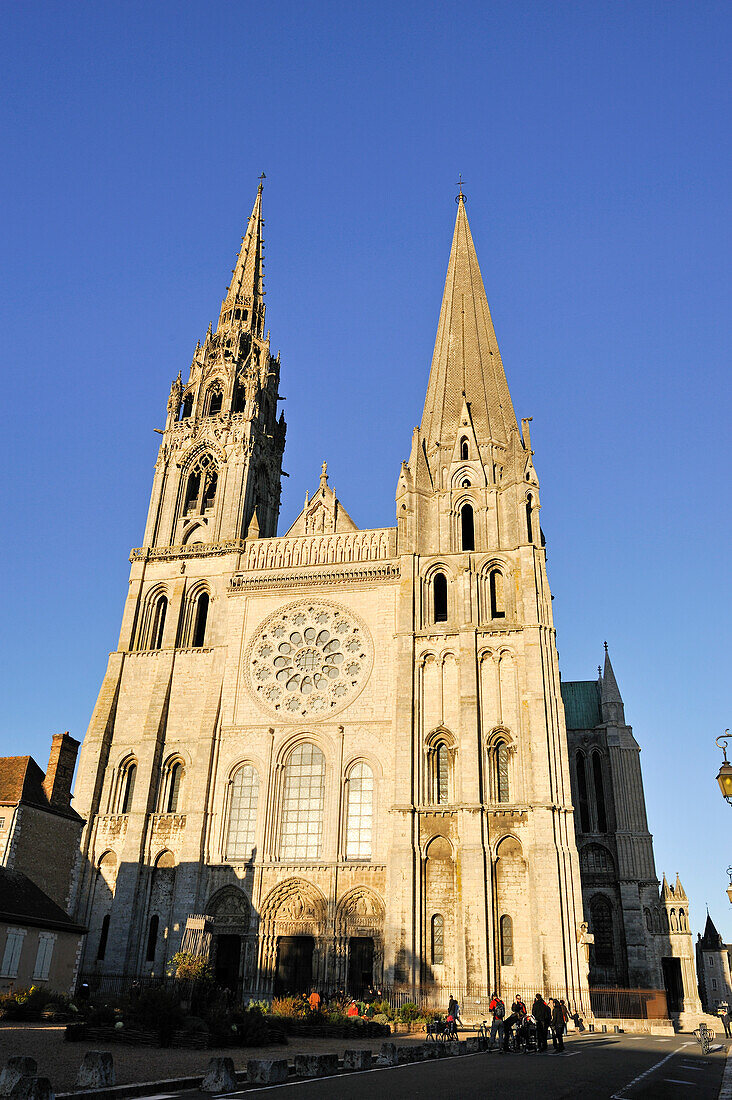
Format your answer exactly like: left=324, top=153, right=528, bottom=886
left=347, top=936, right=374, bottom=996
left=275, top=935, right=314, bottom=994
left=214, top=934, right=241, bottom=994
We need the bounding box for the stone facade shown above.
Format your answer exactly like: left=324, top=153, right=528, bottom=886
left=696, top=912, right=732, bottom=1014
left=70, top=184, right=688, bottom=1004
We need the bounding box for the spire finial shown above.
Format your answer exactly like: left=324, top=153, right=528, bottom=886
left=320, top=460, right=328, bottom=489
left=456, top=174, right=466, bottom=204
left=258, top=172, right=266, bottom=193
left=604, top=640, right=608, bottom=651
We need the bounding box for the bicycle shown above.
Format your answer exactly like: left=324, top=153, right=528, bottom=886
left=694, top=1023, right=715, bottom=1055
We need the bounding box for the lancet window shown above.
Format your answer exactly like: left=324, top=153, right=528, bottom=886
left=118, top=759, right=137, bottom=814
left=487, top=739, right=510, bottom=803
left=345, top=761, right=374, bottom=860
left=500, top=914, right=514, bottom=965
left=226, top=764, right=260, bottom=860
left=279, top=744, right=325, bottom=860
left=433, top=572, right=448, bottom=623
left=461, top=503, right=475, bottom=551
left=590, top=895, right=615, bottom=970
left=431, top=914, right=445, bottom=965
left=180, top=454, right=218, bottom=521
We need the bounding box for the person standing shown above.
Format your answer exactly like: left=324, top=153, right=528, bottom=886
left=308, top=989, right=321, bottom=1013
left=551, top=999, right=565, bottom=1052
left=720, top=1007, right=731, bottom=1038
left=532, top=994, right=550, bottom=1052
left=503, top=995, right=527, bottom=1052
left=489, top=993, right=505, bottom=1049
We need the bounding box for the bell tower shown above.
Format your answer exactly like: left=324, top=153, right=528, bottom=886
left=142, top=177, right=286, bottom=551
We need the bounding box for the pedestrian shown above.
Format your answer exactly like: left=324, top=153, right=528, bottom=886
left=489, top=992, right=505, bottom=1049
left=308, top=989, right=321, bottom=1013
left=532, top=994, right=550, bottom=1052
left=551, top=999, right=565, bottom=1052
left=503, top=995, right=528, bottom=1052
left=720, top=1008, right=731, bottom=1038
left=559, top=998, right=569, bottom=1035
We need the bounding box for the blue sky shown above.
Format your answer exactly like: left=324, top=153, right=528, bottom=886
left=1, top=2, right=730, bottom=939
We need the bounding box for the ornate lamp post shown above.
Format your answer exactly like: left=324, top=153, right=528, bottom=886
left=727, top=868, right=732, bottom=907
left=716, top=732, right=732, bottom=805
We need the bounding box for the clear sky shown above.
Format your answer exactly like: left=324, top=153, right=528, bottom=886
left=2, top=2, right=730, bottom=940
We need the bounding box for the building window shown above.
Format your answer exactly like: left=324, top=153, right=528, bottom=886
left=146, top=915, right=159, bottom=963
left=184, top=471, right=201, bottom=514
left=206, top=386, right=223, bottom=416
left=226, top=764, right=260, bottom=860
left=1, top=930, right=26, bottom=977
left=203, top=472, right=217, bottom=510
left=433, top=572, right=448, bottom=623
left=192, top=593, right=209, bottom=647
left=345, top=761, right=374, bottom=860
left=179, top=393, right=193, bottom=420
left=713, top=979, right=718, bottom=990
left=431, top=914, right=445, bottom=965
left=280, top=744, right=326, bottom=860
left=460, top=438, right=469, bottom=460
left=494, top=742, right=510, bottom=803
left=489, top=570, right=505, bottom=618
left=590, top=896, right=614, bottom=968
left=97, top=914, right=110, bottom=961
left=500, top=914, right=514, bottom=965
left=119, top=761, right=137, bottom=814
left=166, top=761, right=183, bottom=813
left=593, top=753, right=607, bottom=833
left=33, top=933, right=56, bottom=981
left=435, top=744, right=449, bottom=805
left=526, top=495, right=534, bottom=542
left=150, top=596, right=167, bottom=650
left=461, top=503, right=475, bottom=551
left=576, top=753, right=591, bottom=833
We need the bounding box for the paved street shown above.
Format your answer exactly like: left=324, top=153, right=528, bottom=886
left=164, top=1034, right=730, bottom=1100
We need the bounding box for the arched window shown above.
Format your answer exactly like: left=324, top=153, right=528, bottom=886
left=433, top=572, right=448, bottom=623
left=184, top=471, right=200, bottom=514
left=226, top=764, right=260, bottom=860
left=460, top=438, right=469, bottom=460
left=203, top=471, right=217, bottom=510
left=590, top=896, right=614, bottom=968
left=576, top=752, right=591, bottom=833
left=526, top=495, right=534, bottom=543
left=593, top=753, right=607, bottom=833
left=120, top=761, right=136, bottom=814
left=150, top=595, right=167, bottom=650
left=345, top=761, right=374, bottom=860
left=146, top=914, right=159, bottom=963
left=280, top=744, right=325, bottom=860
left=233, top=382, right=247, bottom=413
left=431, top=914, right=445, bottom=965
left=97, top=914, right=110, bottom=960
left=166, top=761, right=183, bottom=813
left=206, top=386, right=223, bottom=416
left=435, top=744, right=449, bottom=805
left=192, top=593, right=209, bottom=648
left=179, top=393, right=193, bottom=420
left=489, top=570, right=505, bottom=618
left=494, top=742, right=510, bottom=803
left=500, top=914, right=514, bottom=965
left=461, top=503, right=475, bottom=551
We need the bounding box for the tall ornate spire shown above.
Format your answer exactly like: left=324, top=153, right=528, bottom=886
left=217, top=176, right=265, bottom=334
left=420, top=192, right=518, bottom=449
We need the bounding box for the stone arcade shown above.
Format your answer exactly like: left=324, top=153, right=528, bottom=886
left=70, top=182, right=697, bottom=1011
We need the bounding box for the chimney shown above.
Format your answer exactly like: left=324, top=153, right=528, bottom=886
left=43, top=732, right=80, bottom=810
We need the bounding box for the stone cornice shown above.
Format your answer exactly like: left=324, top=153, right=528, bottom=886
left=131, top=540, right=246, bottom=562
left=229, top=561, right=400, bottom=592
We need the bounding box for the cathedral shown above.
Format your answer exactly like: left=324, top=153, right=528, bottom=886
left=70, top=181, right=700, bottom=1014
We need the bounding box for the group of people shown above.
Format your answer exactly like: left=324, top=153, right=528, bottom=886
left=304, top=988, right=380, bottom=1019
left=487, top=993, right=569, bottom=1053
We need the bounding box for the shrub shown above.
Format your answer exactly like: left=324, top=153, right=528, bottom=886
left=170, top=952, right=213, bottom=983
left=372, top=999, right=393, bottom=1019
left=123, top=986, right=184, bottom=1046
left=397, top=1001, right=421, bottom=1023
left=373, top=1013, right=390, bottom=1025
left=270, top=996, right=308, bottom=1018
left=0, top=987, right=55, bottom=1020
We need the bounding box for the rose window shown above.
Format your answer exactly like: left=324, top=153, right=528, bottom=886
left=247, top=601, right=372, bottom=718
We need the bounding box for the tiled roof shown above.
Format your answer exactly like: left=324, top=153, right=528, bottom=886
left=562, top=680, right=602, bottom=730
left=0, top=756, right=47, bottom=808
left=0, top=867, right=86, bottom=933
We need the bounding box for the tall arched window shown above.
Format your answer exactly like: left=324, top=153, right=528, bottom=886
left=226, top=764, right=260, bottom=860
left=461, top=503, right=475, bottom=551
left=433, top=572, right=448, bottom=623
left=460, top=438, right=469, bottom=460
left=345, top=761, right=374, bottom=859
left=206, top=386, right=223, bottom=416
left=590, top=896, right=614, bottom=969
left=494, top=742, right=510, bottom=803
left=192, top=593, right=209, bottom=648
left=166, top=761, right=183, bottom=813
left=150, top=596, right=167, bottom=650
left=146, top=914, right=159, bottom=962
left=184, top=471, right=200, bottom=514
left=434, top=744, right=449, bottom=804
left=489, top=569, right=505, bottom=618
left=431, top=914, right=445, bottom=965
left=97, top=914, right=110, bottom=960
left=500, top=914, right=514, bottom=965
left=203, top=471, right=217, bottom=510
left=119, top=761, right=136, bottom=814
left=576, top=752, right=591, bottom=833
left=593, top=753, right=607, bottom=832
left=526, top=495, right=534, bottom=542
left=179, top=393, right=193, bottom=420
left=280, top=745, right=325, bottom=860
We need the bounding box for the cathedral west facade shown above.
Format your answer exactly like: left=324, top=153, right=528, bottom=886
left=70, top=182, right=699, bottom=1011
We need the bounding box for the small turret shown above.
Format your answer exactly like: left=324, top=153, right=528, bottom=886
left=600, top=643, right=626, bottom=725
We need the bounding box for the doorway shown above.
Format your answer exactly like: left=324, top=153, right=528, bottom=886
left=662, top=957, right=684, bottom=1013
left=275, top=936, right=314, bottom=994
left=347, top=937, right=374, bottom=996
left=214, top=934, right=241, bottom=993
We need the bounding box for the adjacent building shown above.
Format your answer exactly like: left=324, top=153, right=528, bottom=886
left=696, top=912, right=732, bottom=1014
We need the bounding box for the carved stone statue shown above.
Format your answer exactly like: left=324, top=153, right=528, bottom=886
left=167, top=371, right=182, bottom=417
left=577, top=921, right=594, bottom=963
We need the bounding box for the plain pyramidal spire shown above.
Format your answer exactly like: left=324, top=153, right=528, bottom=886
left=601, top=642, right=623, bottom=704
left=420, top=187, right=518, bottom=449
left=218, top=175, right=266, bottom=330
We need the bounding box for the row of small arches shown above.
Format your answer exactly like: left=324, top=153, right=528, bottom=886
left=430, top=564, right=507, bottom=624
left=427, top=729, right=511, bottom=806
left=645, top=906, right=687, bottom=933
left=133, top=586, right=210, bottom=651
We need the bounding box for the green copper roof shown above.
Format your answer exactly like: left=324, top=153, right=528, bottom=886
left=561, top=680, right=601, bottom=730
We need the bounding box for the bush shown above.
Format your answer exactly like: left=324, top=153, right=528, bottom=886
left=0, top=987, right=55, bottom=1021
left=397, top=1002, right=422, bottom=1023
left=373, top=1013, right=390, bottom=1025
left=123, top=986, right=184, bottom=1046
left=170, top=952, right=213, bottom=983
left=372, top=999, right=394, bottom=1020
left=270, top=996, right=308, bottom=1018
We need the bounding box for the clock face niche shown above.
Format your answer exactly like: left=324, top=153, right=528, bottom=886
left=246, top=600, right=373, bottom=719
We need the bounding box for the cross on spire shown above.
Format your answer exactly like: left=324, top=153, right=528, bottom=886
left=456, top=174, right=466, bottom=203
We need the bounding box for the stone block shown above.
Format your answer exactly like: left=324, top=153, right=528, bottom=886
left=1, top=1060, right=37, bottom=1097
left=8, top=1078, right=54, bottom=1100
left=201, top=1057, right=237, bottom=1093
left=293, top=1054, right=338, bottom=1078
left=422, top=1042, right=439, bottom=1059
left=379, top=1043, right=397, bottom=1066
left=246, top=1060, right=288, bottom=1085
left=464, top=1037, right=481, bottom=1053
left=75, top=1052, right=115, bottom=1090
left=343, top=1050, right=372, bottom=1070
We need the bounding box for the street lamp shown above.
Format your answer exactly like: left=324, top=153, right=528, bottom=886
left=716, top=732, right=732, bottom=805
left=727, top=868, right=732, bottom=907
